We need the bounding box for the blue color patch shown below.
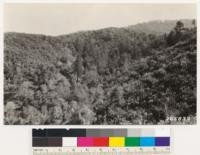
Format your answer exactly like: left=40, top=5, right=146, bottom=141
left=140, top=137, right=155, bottom=146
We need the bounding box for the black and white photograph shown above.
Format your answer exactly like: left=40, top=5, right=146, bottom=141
left=4, top=3, right=197, bottom=125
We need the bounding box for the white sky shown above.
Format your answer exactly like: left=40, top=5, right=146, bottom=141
left=4, top=3, right=196, bottom=35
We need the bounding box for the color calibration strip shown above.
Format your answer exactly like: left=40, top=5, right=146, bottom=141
left=32, top=128, right=171, bottom=154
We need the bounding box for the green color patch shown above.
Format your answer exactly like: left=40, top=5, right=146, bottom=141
left=125, top=137, right=140, bottom=146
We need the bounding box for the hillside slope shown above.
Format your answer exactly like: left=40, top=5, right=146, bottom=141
left=4, top=20, right=196, bottom=125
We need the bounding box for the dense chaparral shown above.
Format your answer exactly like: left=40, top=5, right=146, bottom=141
left=4, top=20, right=196, bottom=125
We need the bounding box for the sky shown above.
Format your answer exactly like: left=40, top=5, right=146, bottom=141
left=4, top=3, right=196, bottom=35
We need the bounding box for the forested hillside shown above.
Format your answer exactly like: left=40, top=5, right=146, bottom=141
left=4, top=20, right=196, bottom=125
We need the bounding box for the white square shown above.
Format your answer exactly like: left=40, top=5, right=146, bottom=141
left=62, top=137, right=77, bottom=147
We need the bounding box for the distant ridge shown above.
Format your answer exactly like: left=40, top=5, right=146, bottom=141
left=127, top=19, right=194, bottom=35
left=5, top=19, right=194, bottom=37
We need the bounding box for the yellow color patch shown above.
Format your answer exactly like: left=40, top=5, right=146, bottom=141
left=109, top=137, right=125, bottom=147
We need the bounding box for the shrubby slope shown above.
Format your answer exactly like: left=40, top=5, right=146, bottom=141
left=4, top=20, right=196, bottom=124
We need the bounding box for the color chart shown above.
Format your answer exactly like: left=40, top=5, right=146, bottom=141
left=32, top=128, right=171, bottom=155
